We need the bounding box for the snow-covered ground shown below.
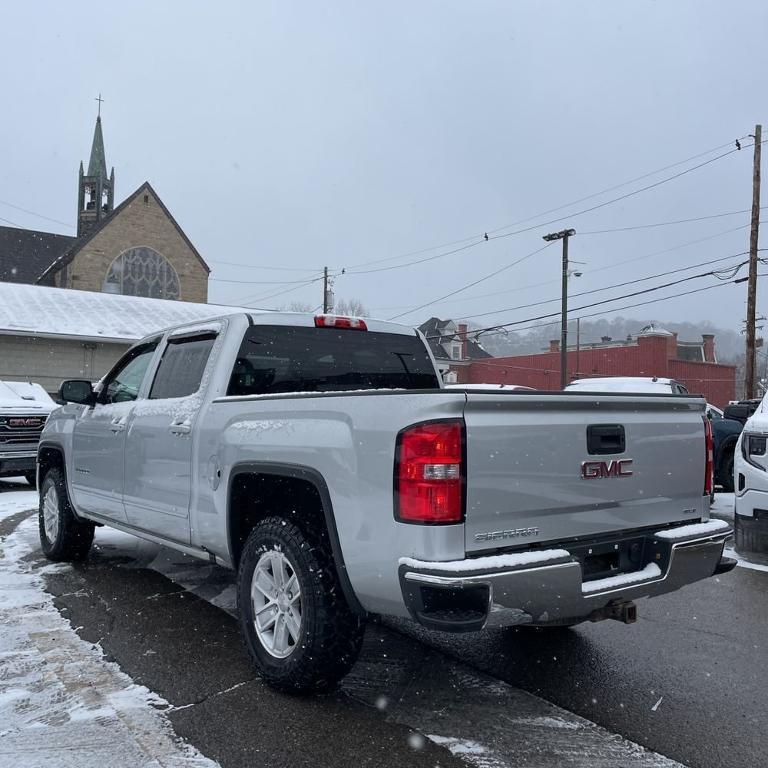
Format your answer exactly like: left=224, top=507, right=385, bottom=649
left=0, top=490, right=219, bottom=768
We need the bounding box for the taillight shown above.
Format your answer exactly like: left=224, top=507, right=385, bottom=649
left=395, top=420, right=465, bottom=524
left=703, top=416, right=714, bottom=496
left=315, top=315, right=367, bottom=330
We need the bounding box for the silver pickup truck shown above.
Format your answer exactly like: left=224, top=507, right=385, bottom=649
left=37, top=312, right=735, bottom=692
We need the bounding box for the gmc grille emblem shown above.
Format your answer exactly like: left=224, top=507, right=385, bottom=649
left=581, top=459, right=633, bottom=479
left=9, top=418, right=43, bottom=427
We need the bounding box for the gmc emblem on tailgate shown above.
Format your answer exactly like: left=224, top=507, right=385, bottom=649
left=581, top=459, right=633, bottom=479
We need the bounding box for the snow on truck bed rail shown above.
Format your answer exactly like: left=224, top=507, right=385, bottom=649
left=653, top=519, right=730, bottom=540
left=399, top=549, right=571, bottom=572
left=581, top=562, right=662, bottom=594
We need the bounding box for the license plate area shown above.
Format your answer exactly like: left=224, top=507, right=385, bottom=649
left=570, top=535, right=649, bottom=582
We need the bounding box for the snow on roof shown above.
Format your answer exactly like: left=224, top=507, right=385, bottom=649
left=0, top=281, right=252, bottom=342
left=566, top=377, right=675, bottom=393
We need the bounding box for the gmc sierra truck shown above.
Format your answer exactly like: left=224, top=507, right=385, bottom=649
left=37, top=312, right=735, bottom=692
left=0, top=380, right=56, bottom=486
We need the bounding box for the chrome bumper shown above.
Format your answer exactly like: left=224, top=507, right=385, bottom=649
left=399, top=521, right=733, bottom=631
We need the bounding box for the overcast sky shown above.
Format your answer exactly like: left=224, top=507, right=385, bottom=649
left=1, top=1, right=766, bottom=338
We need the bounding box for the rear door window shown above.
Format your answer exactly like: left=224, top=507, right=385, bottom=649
left=149, top=334, right=216, bottom=400
left=227, top=325, right=439, bottom=396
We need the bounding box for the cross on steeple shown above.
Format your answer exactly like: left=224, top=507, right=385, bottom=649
left=95, top=93, right=104, bottom=117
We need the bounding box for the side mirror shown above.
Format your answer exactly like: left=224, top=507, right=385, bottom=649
left=59, top=379, right=96, bottom=405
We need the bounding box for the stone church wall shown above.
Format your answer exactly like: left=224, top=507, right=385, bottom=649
left=67, top=187, right=208, bottom=303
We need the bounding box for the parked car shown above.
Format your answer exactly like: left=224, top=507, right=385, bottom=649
left=0, top=380, right=56, bottom=487
left=566, top=377, right=741, bottom=492
left=723, top=399, right=762, bottom=425
left=733, top=398, right=768, bottom=562
left=38, top=313, right=734, bottom=692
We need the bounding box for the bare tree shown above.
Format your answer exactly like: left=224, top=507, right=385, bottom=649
left=334, top=297, right=369, bottom=317
left=278, top=300, right=314, bottom=312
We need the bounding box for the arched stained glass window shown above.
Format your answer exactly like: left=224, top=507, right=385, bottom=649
left=104, top=247, right=180, bottom=300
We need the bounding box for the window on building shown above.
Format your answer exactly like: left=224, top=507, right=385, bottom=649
left=149, top=334, right=216, bottom=400
left=451, top=344, right=461, bottom=360
left=104, top=246, right=180, bottom=300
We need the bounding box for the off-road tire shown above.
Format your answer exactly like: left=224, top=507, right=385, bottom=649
left=24, top=470, right=37, bottom=488
left=39, top=468, right=94, bottom=561
left=237, top=516, right=365, bottom=693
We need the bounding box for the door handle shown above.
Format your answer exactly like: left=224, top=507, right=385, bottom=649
left=110, top=417, right=126, bottom=434
left=169, top=422, right=192, bottom=435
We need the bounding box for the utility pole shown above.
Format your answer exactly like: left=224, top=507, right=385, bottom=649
left=323, top=266, right=329, bottom=313
left=745, top=124, right=762, bottom=399
left=543, top=228, right=576, bottom=389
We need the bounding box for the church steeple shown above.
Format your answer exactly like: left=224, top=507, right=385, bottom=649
left=78, top=100, right=115, bottom=238
left=87, top=116, right=108, bottom=181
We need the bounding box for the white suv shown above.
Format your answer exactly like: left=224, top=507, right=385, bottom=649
left=734, top=397, right=768, bottom=562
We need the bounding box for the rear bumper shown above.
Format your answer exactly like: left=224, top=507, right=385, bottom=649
left=399, top=520, right=733, bottom=631
left=0, top=451, right=37, bottom=475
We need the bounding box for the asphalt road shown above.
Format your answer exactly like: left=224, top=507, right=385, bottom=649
left=391, top=563, right=768, bottom=768
left=3, top=481, right=766, bottom=768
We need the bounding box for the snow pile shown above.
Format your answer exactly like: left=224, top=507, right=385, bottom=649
left=654, top=519, right=730, bottom=540
left=399, top=549, right=570, bottom=573
left=0, top=281, right=253, bottom=342
left=582, top=562, right=662, bottom=594
left=0, top=511, right=219, bottom=767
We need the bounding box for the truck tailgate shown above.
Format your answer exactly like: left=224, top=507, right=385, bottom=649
left=462, top=393, right=707, bottom=553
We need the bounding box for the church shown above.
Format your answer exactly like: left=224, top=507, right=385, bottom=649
left=0, top=113, right=209, bottom=302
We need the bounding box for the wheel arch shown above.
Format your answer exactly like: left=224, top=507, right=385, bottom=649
left=37, top=441, right=67, bottom=482
left=227, top=462, right=365, bottom=616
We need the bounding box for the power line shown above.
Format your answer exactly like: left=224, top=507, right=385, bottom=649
left=483, top=146, right=748, bottom=246
left=384, top=213, right=759, bottom=322
left=386, top=242, right=554, bottom=321
left=234, top=274, right=330, bottom=305
left=430, top=273, right=757, bottom=341
left=0, top=199, right=74, bottom=230
left=209, top=276, right=322, bottom=285
left=455, top=253, right=754, bottom=321
left=370, top=237, right=758, bottom=315
left=0, top=214, right=26, bottom=228
left=210, top=260, right=323, bottom=272
left=345, top=136, right=752, bottom=274
left=579, top=206, right=768, bottom=235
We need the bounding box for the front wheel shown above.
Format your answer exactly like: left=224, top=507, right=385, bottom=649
left=719, top=451, right=735, bottom=493
left=237, top=517, right=365, bottom=693
left=39, top=468, right=94, bottom=561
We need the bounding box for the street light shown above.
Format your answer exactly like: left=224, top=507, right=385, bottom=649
left=542, top=228, right=576, bottom=389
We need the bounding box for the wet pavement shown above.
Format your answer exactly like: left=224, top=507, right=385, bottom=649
left=2, top=480, right=765, bottom=768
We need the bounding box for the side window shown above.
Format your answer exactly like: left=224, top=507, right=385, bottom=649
left=149, top=334, right=216, bottom=400
left=101, top=343, right=158, bottom=405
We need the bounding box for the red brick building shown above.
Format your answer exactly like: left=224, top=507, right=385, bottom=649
left=454, top=326, right=736, bottom=407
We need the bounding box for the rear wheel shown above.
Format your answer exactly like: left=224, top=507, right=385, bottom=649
left=39, top=468, right=94, bottom=561
left=237, top=516, right=365, bottom=693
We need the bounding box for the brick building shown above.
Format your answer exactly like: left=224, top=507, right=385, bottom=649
left=454, top=325, right=737, bottom=407
left=0, top=114, right=209, bottom=303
